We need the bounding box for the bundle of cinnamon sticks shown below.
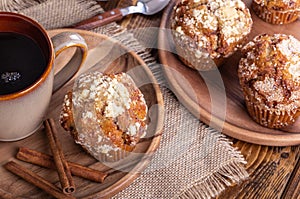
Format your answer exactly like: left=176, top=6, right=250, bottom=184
left=3, top=118, right=108, bottom=199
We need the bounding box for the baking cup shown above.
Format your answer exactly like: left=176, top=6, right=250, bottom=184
left=172, top=33, right=220, bottom=71
left=244, top=93, right=300, bottom=129
left=68, top=128, right=131, bottom=162
left=252, top=1, right=300, bottom=24
left=97, top=149, right=130, bottom=162
left=172, top=31, right=248, bottom=71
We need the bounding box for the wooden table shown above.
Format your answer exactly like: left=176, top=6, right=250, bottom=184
left=102, top=0, right=300, bottom=198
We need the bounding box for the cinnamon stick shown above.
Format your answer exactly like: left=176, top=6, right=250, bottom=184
left=17, top=147, right=107, bottom=183
left=4, top=161, right=75, bottom=199
left=44, top=118, right=75, bottom=194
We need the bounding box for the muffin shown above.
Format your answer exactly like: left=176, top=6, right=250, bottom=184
left=252, top=0, right=300, bottom=24
left=60, top=72, right=148, bottom=162
left=238, top=34, right=300, bottom=129
left=171, top=0, right=253, bottom=70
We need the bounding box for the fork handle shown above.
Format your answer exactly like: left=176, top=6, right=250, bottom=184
left=70, top=8, right=123, bottom=30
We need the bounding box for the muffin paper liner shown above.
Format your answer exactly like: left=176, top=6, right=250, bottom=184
left=97, top=149, right=130, bottom=162
left=172, top=34, right=221, bottom=71
left=244, top=94, right=300, bottom=129
left=252, top=1, right=300, bottom=24
left=172, top=30, right=249, bottom=71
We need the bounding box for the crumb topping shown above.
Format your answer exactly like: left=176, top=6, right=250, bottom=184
left=103, top=77, right=131, bottom=118
left=238, top=34, right=300, bottom=110
left=59, top=92, right=75, bottom=133
left=71, top=72, right=148, bottom=157
left=172, top=0, right=253, bottom=58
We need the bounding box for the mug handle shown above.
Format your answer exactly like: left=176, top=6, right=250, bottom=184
left=51, top=32, right=88, bottom=92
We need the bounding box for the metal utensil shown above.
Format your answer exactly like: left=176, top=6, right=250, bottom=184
left=70, top=0, right=170, bottom=30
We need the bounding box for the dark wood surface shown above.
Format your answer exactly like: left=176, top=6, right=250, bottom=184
left=108, top=0, right=300, bottom=198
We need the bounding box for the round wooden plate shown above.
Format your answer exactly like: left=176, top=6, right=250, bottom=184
left=0, top=29, right=164, bottom=198
left=158, top=0, right=300, bottom=146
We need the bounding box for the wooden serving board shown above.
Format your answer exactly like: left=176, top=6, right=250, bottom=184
left=0, top=29, right=164, bottom=198
left=158, top=0, right=300, bottom=146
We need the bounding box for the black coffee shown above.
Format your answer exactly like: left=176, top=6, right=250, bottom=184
left=0, top=32, right=47, bottom=95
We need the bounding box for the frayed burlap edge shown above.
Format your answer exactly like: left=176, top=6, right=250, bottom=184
left=0, top=0, right=102, bottom=13
left=0, top=0, right=46, bottom=11
left=177, top=161, right=248, bottom=199
left=175, top=129, right=248, bottom=199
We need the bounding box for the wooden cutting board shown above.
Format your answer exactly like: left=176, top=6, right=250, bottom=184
left=158, top=0, right=300, bottom=146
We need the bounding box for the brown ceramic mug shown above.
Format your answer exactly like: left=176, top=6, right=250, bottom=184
left=0, top=12, right=88, bottom=141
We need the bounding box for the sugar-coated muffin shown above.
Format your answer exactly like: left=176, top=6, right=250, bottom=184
left=171, top=0, right=253, bottom=70
left=252, top=0, right=300, bottom=24
left=60, top=72, right=148, bottom=162
left=238, top=34, right=300, bottom=129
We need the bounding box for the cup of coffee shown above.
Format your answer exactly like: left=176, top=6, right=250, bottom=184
left=0, top=12, right=88, bottom=141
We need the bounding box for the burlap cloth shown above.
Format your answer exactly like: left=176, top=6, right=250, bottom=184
left=0, top=0, right=249, bottom=198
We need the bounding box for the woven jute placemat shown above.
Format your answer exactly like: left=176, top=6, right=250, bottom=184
left=0, top=0, right=249, bottom=198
